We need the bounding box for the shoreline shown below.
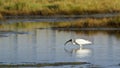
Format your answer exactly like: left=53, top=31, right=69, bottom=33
left=0, top=62, right=89, bottom=67
left=3, top=12, right=120, bottom=19
left=51, top=27, right=120, bottom=31
left=1, top=16, right=120, bottom=28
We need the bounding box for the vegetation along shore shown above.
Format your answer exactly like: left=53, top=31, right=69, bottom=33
left=53, top=17, right=120, bottom=28
left=0, top=17, right=120, bottom=29
left=0, top=0, right=120, bottom=28
left=0, top=0, right=120, bottom=16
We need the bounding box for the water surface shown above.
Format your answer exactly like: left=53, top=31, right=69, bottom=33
left=0, top=22, right=120, bottom=68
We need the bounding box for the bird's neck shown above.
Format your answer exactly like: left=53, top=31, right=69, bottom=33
left=72, top=41, right=76, bottom=45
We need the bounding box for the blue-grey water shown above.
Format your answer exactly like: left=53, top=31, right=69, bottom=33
left=0, top=22, right=120, bottom=68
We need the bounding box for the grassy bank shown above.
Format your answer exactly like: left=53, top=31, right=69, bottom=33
left=0, top=0, right=120, bottom=16
left=0, top=16, right=120, bottom=30
left=53, top=17, right=120, bottom=28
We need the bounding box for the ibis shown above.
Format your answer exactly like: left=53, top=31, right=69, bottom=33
left=64, top=39, right=92, bottom=48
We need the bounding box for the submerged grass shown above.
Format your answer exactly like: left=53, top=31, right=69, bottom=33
left=0, top=0, right=120, bottom=16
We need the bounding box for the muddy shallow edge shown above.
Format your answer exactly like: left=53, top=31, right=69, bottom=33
left=0, top=62, right=89, bottom=67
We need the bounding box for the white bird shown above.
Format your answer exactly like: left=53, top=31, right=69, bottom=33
left=64, top=39, right=92, bottom=47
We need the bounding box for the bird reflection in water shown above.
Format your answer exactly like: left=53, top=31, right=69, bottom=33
left=64, top=44, right=91, bottom=58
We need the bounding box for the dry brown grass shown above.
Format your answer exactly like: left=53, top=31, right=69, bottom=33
left=0, top=14, right=2, bottom=19
left=0, top=0, right=120, bottom=16
left=54, top=17, right=120, bottom=28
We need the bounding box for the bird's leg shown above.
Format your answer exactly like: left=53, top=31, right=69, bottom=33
left=80, top=44, right=82, bottom=50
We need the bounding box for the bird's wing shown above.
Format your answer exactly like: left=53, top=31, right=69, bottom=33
left=75, top=39, right=92, bottom=45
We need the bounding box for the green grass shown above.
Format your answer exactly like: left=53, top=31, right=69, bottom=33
left=0, top=0, right=120, bottom=16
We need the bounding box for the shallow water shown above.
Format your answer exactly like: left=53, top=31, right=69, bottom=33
left=0, top=22, right=120, bottom=68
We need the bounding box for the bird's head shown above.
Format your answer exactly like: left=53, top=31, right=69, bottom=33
left=64, top=39, right=72, bottom=45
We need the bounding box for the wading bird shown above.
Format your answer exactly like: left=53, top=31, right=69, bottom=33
left=64, top=39, right=92, bottom=47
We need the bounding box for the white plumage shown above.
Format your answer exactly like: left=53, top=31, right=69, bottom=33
left=64, top=39, right=92, bottom=46
left=74, top=39, right=92, bottom=45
